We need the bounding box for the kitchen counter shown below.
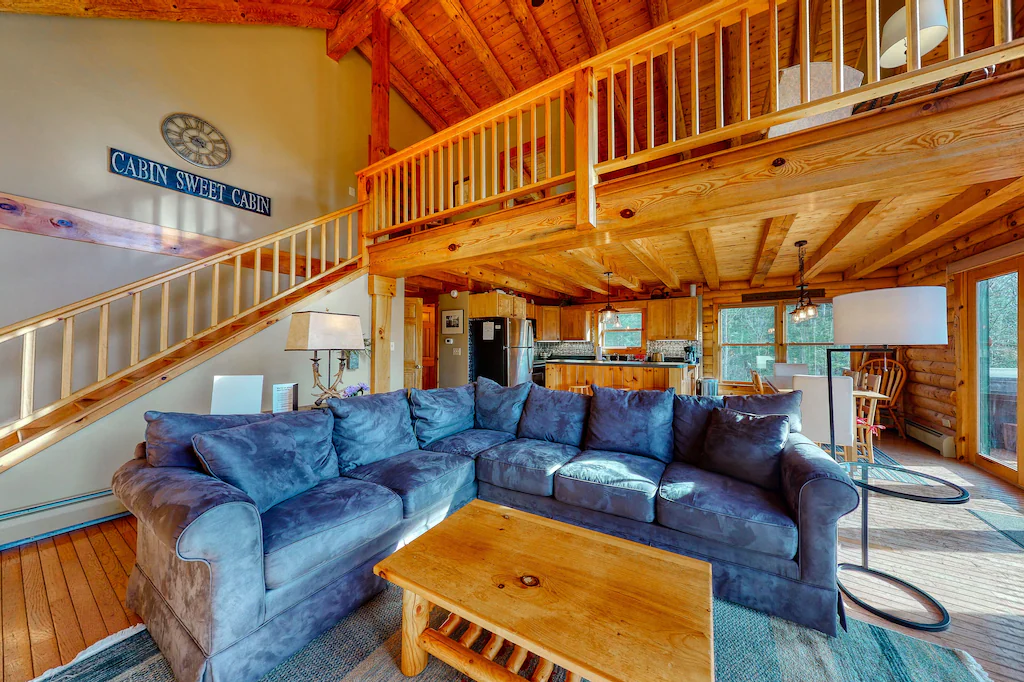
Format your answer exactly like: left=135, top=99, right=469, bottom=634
left=545, top=359, right=695, bottom=368
left=546, top=360, right=698, bottom=395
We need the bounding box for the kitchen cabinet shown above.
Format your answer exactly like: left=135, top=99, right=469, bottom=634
left=468, top=292, right=523, bottom=318
left=538, top=306, right=561, bottom=341
left=646, top=297, right=699, bottom=340
left=525, top=303, right=537, bottom=321
left=560, top=306, right=591, bottom=341
left=513, top=296, right=527, bottom=320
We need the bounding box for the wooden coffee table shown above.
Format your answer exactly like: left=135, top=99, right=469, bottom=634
left=373, top=499, right=714, bottom=682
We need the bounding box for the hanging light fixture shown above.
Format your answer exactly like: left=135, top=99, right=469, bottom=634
left=598, top=272, right=620, bottom=327
left=791, top=240, right=818, bottom=324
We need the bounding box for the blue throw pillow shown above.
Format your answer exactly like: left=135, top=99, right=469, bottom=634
left=475, top=377, right=531, bottom=435
left=723, top=392, right=803, bottom=433
left=585, top=386, right=675, bottom=463
left=326, top=390, right=418, bottom=472
left=672, top=395, right=725, bottom=463
left=517, top=384, right=590, bottom=447
left=409, top=384, right=476, bottom=447
left=702, top=407, right=790, bottom=491
left=191, top=412, right=330, bottom=512
left=144, top=411, right=273, bottom=468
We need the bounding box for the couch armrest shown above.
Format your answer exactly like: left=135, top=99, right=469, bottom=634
left=780, top=434, right=859, bottom=587
left=112, top=459, right=266, bottom=653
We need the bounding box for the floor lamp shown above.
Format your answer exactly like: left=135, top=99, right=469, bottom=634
left=829, top=286, right=949, bottom=630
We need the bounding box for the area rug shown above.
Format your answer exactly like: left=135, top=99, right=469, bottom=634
left=39, top=585, right=991, bottom=682
left=969, top=508, right=1024, bottom=551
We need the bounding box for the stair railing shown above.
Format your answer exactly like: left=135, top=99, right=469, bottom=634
left=0, top=203, right=365, bottom=438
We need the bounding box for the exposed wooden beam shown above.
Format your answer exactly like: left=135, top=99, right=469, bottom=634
left=370, top=10, right=390, bottom=164
left=390, top=10, right=480, bottom=118
left=689, top=228, right=720, bottom=289
left=498, top=262, right=590, bottom=298
left=570, top=248, right=643, bottom=291
left=356, top=41, right=447, bottom=132
left=803, top=200, right=889, bottom=280
left=845, top=178, right=1024, bottom=279
left=0, top=0, right=341, bottom=28
left=750, top=214, right=796, bottom=286
left=526, top=255, right=610, bottom=294
left=507, top=0, right=562, bottom=77
left=622, top=238, right=680, bottom=289
left=406, top=273, right=472, bottom=291
left=368, top=74, right=1024, bottom=278
left=327, top=0, right=410, bottom=60
left=443, top=265, right=564, bottom=299
left=436, top=0, right=517, bottom=99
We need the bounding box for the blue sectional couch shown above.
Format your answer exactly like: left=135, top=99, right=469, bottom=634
left=112, top=378, right=859, bottom=682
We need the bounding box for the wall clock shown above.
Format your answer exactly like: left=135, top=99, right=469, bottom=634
left=161, top=113, right=231, bottom=169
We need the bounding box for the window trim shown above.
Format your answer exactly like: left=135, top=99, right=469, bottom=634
left=599, top=309, right=646, bottom=354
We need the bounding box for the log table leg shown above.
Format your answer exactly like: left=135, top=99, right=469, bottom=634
left=401, top=590, right=431, bottom=676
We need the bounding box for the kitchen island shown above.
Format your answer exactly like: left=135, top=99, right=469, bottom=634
left=545, top=359, right=698, bottom=395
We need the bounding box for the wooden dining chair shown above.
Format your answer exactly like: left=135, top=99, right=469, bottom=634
left=850, top=373, right=883, bottom=462
left=858, top=358, right=908, bottom=438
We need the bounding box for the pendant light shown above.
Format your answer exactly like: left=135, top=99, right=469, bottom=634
left=598, top=272, right=620, bottom=327
left=791, top=240, right=818, bottom=324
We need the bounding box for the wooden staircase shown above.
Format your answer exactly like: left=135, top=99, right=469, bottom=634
left=0, top=203, right=367, bottom=474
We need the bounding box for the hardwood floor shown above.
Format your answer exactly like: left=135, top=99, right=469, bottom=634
left=1, top=443, right=1023, bottom=681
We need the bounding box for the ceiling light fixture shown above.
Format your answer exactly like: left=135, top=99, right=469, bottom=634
left=791, top=240, right=818, bottom=323
left=599, top=272, right=620, bottom=327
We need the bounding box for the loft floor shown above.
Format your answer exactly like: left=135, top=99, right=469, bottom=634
left=1, top=445, right=1022, bottom=681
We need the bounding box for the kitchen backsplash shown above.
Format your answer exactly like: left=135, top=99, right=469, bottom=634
left=536, top=339, right=699, bottom=359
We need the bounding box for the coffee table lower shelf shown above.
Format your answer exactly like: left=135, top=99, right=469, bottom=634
left=402, top=590, right=581, bottom=682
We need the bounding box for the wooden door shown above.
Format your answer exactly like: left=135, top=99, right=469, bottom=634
left=404, top=297, right=423, bottom=389
left=672, top=298, right=699, bottom=340
left=647, top=299, right=672, bottom=340
left=422, top=304, right=437, bottom=390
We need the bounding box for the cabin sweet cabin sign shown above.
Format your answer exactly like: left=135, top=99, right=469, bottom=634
left=108, top=148, right=272, bottom=216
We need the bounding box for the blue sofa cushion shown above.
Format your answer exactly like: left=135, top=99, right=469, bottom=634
left=554, top=450, right=667, bottom=523
left=409, top=384, right=476, bottom=447
left=476, top=438, right=580, bottom=496
left=517, top=385, right=590, bottom=447
left=673, top=395, right=725, bottom=464
left=144, top=411, right=273, bottom=468
left=475, top=377, right=531, bottom=434
left=327, top=390, right=418, bottom=472
left=657, top=462, right=798, bottom=559
left=585, top=386, right=675, bottom=463
left=261, top=476, right=402, bottom=588
left=191, top=411, right=334, bottom=513
left=702, top=408, right=790, bottom=491
left=344, top=450, right=475, bottom=518
left=724, top=391, right=803, bottom=433
left=424, top=429, right=515, bottom=458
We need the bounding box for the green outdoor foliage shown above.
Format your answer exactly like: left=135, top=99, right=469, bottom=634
left=603, top=312, right=643, bottom=348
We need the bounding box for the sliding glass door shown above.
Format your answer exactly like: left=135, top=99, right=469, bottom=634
left=969, top=259, right=1024, bottom=485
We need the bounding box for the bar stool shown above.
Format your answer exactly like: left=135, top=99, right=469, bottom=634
left=568, top=385, right=592, bottom=396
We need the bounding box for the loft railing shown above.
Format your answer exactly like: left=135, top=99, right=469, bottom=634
left=358, top=0, right=1023, bottom=238
left=0, top=203, right=365, bottom=442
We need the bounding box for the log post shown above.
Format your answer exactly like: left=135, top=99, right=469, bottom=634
left=369, top=274, right=396, bottom=394
left=574, top=67, right=598, bottom=231
left=401, top=590, right=430, bottom=675
left=370, top=9, right=390, bottom=165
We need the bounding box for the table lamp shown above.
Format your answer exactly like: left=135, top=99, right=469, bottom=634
left=285, top=312, right=365, bottom=406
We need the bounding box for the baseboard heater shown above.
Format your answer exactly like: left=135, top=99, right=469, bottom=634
left=905, top=420, right=956, bottom=459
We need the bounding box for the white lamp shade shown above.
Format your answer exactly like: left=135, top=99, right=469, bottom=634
left=880, top=4, right=949, bottom=69
left=833, top=287, right=948, bottom=345
left=285, top=312, right=364, bottom=351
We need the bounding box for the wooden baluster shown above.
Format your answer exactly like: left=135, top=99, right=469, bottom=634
left=97, top=303, right=109, bottom=381
left=429, top=147, right=436, bottom=215
left=60, top=317, right=74, bottom=399
left=627, top=56, right=635, bottom=154
left=647, top=49, right=655, bottom=149
left=334, top=219, right=341, bottom=265
left=947, top=0, right=963, bottom=58
left=420, top=153, right=426, bottom=218
left=211, top=263, right=221, bottom=325
left=320, top=223, right=327, bottom=275
left=560, top=88, right=567, bottom=172
left=392, top=164, right=398, bottom=227
left=478, top=123, right=486, bottom=199
left=994, top=0, right=1012, bottom=44
left=492, top=121, right=498, bottom=195
left=800, top=0, right=811, bottom=102
left=741, top=9, right=751, bottom=120
left=233, top=254, right=242, bottom=316
left=374, top=172, right=382, bottom=232
left=186, top=272, right=196, bottom=337
left=690, top=31, right=700, bottom=136
left=832, top=0, right=844, bottom=93
left=289, top=235, right=297, bottom=288
left=769, top=0, right=781, bottom=106
left=254, top=246, right=262, bottom=306
left=408, top=158, right=414, bottom=221
left=160, top=281, right=170, bottom=351
left=544, top=94, right=552, bottom=180
left=531, top=101, right=538, bottom=183
left=714, top=21, right=725, bottom=128
left=20, top=329, right=35, bottom=418
left=347, top=214, right=354, bottom=260
left=273, top=241, right=281, bottom=295
left=305, top=228, right=313, bottom=280
left=469, top=131, right=476, bottom=202
left=607, top=68, right=615, bottom=159
left=448, top=138, right=455, bottom=208
left=129, top=291, right=142, bottom=365
left=668, top=40, right=677, bottom=142
left=517, top=109, right=524, bottom=189
left=905, top=0, right=921, bottom=70
left=503, top=114, right=510, bottom=198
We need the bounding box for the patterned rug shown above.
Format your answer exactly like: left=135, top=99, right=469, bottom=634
left=969, top=509, right=1024, bottom=551
left=36, top=585, right=991, bottom=682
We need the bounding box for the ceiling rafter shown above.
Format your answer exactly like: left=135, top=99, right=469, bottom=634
left=749, top=214, right=796, bottom=287
left=526, top=255, right=610, bottom=294
left=570, top=247, right=644, bottom=292
left=507, top=0, right=562, bottom=78
left=689, top=228, right=720, bottom=290
left=443, top=264, right=563, bottom=299
left=390, top=10, right=480, bottom=118
left=622, top=238, right=680, bottom=290
left=498, top=261, right=590, bottom=298
left=355, top=40, right=448, bottom=132
left=845, top=178, right=1024, bottom=279
left=407, top=273, right=472, bottom=291
left=0, top=0, right=341, bottom=28
left=802, top=200, right=889, bottom=280
left=327, top=0, right=410, bottom=61
left=436, top=0, right=517, bottom=100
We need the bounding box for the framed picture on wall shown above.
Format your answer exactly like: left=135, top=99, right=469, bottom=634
left=499, top=137, right=547, bottom=206
left=441, top=309, right=465, bottom=335
left=451, top=176, right=472, bottom=206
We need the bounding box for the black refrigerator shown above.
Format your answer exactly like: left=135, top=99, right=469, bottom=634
left=468, top=317, right=535, bottom=386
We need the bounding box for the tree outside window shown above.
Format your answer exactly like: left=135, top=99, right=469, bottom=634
left=602, top=311, right=643, bottom=350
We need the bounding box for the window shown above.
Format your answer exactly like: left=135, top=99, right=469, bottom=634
left=719, top=302, right=848, bottom=383
left=601, top=311, right=643, bottom=351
